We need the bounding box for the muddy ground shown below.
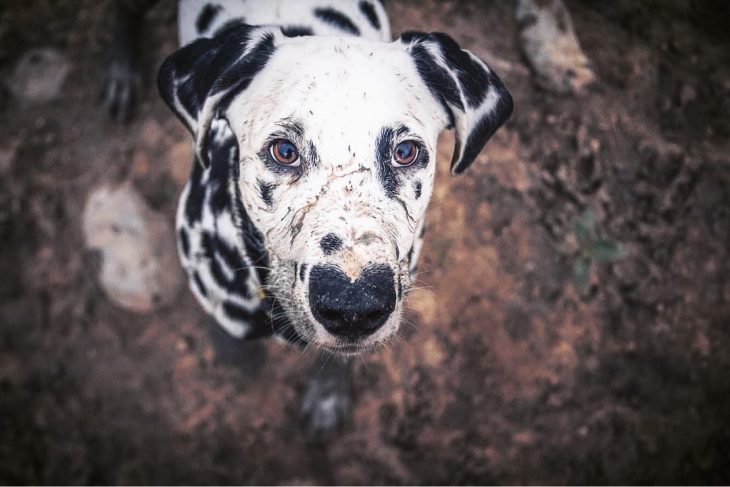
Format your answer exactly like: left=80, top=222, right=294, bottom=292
left=1, top=0, right=729, bottom=484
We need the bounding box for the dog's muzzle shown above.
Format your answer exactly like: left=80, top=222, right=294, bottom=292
left=308, top=264, right=396, bottom=340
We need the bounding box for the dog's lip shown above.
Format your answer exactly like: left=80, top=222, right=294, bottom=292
left=320, top=341, right=376, bottom=356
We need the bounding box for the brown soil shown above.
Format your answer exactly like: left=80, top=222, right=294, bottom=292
left=1, top=0, right=729, bottom=484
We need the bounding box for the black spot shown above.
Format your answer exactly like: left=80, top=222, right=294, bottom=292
left=375, top=127, right=400, bottom=198
left=236, top=194, right=269, bottom=278
left=196, top=3, right=222, bottom=34
left=281, top=25, right=314, bottom=37
left=192, top=272, right=208, bottom=298
left=430, top=32, right=490, bottom=110
left=397, top=273, right=402, bottom=299
left=307, top=141, right=319, bottom=167
left=201, top=232, right=252, bottom=297
left=320, top=233, right=343, bottom=255
left=314, top=7, right=361, bottom=36
left=184, top=163, right=206, bottom=223
left=220, top=302, right=272, bottom=339
left=299, top=263, right=307, bottom=282
left=257, top=179, right=277, bottom=206
left=359, top=1, right=380, bottom=30
left=178, top=228, right=190, bottom=257
left=413, top=179, right=422, bottom=199
left=215, top=32, right=277, bottom=113
left=212, top=18, right=247, bottom=37
left=401, top=34, right=462, bottom=128
left=207, top=130, right=238, bottom=215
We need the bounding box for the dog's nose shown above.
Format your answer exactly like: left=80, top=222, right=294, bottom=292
left=308, top=264, right=396, bottom=339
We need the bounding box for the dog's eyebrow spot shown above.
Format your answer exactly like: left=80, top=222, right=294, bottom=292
left=196, top=3, right=222, bottom=34
left=375, top=126, right=399, bottom=198
left=358, top=1, right=380, bottom=30
left=314, top=7, right=361, bottom=36
left=281, top=25, right=314, bottom=37
left=276, top=118, right=305, bottom=138
left=257, top=179, right=277, bottom=206
left=320, top=233, right=344, bottom=255
left=299, top=263, right=308, bottom=282
left=308, top=141, right=319, bottom=167
left=413, top=179, right=422, bottom=199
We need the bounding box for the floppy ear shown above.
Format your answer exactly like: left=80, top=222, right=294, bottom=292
left=398, top=32, right=513, bottom=175
left=157, top=24, right=281, bottom=167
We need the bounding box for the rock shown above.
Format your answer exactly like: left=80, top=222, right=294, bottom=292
left=5, top=48, right=71, bottom=103
left=678, top=83, right=697, bottom=106
left=82, top=184, right=183, bottom=312
left=0, top=138, right=19, bottom=175
left=516, top=0, right=596, bottom=94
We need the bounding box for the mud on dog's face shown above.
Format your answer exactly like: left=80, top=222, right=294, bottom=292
left=158, top=25, right=512, bottom=353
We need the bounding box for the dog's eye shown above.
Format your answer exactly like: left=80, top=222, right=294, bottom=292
left=393, top=141, right=418, bottom=166
left=270, top=139, right=300, bottom=166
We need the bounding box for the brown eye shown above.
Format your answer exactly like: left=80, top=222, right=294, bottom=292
left=393, top=140, right=419, bottom=166
left=269, top=139, right=300, bottom=165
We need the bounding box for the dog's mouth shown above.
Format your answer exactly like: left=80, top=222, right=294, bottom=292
left=265, top=256, right=407, bottom=355
left=320, top=340, right=382, bottom=356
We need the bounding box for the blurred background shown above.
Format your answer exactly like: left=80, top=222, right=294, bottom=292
left=1, top=0, right=729, bottom=484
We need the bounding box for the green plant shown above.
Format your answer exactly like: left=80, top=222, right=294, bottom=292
left=572, top=210, right=625, bottom=289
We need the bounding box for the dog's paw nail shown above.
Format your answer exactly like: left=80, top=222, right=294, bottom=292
left=100, top=60, right=141, bottom=123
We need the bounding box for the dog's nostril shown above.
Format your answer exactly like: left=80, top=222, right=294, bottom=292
left=309, top=264, right=396, bottom=339
left=320, top=233, right=343, bottom=255
left=319, top=307, right=341, bottom=323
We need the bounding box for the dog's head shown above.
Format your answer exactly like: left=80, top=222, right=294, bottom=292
left=159, top=25, right=512, bottom=354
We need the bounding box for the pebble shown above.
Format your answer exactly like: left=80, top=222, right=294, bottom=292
left=6, top=48, right=71, bottom=103
left=82, top=184, right=183, bottom=312
left=516, top=0, right=596, bottom=94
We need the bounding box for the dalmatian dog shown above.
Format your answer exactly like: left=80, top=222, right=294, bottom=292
left=106, top=0, right=512, bottom=439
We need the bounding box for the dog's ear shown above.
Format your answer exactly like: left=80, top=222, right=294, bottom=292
left=157, top=24, right=282, bottom=167
left=398, top=32, right=513, bottom=175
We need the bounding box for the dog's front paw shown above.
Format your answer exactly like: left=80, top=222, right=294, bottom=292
left=100, top=57, right=141, bottom=123
left=300, top=372, right=352, bottom=442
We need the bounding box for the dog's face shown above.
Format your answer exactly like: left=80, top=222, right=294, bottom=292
left=229, top=37, right=443, bottom=353
left=159, top=26, right=512, bottom=353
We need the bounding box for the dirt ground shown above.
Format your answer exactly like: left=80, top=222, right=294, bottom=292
left=1, top=0, right=729, bottom=484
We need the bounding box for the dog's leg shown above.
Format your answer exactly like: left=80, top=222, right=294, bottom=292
left=100, top=0, right=158, bottom=122
left=207, top=319, right=268, bottom=375
left=301, top=352, right=352, bottom=442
